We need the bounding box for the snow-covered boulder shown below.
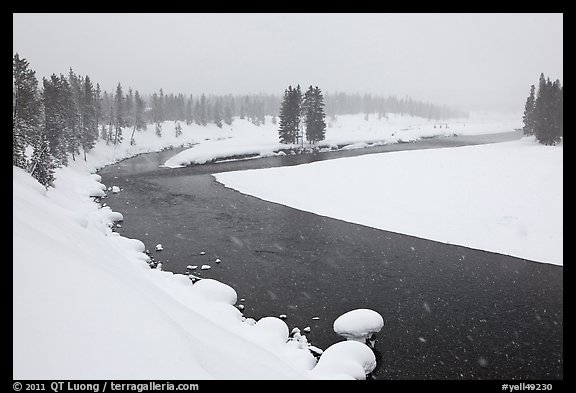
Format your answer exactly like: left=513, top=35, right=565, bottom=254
left=200, top=264, right=211, bottom=270
left=155, top=244, right=163, bottom=251
left=333, top=309, right=383, bottom=343
left=253, top=317, right=289, bottom=344
left=311, top=340, right=376, bottom=380
left=111, top=186, right=121, bottom=193
left=191, top=278, right=237, bottom=305
left=100, top=206, right=123, bottom=223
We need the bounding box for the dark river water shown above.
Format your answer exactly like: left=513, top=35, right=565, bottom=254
left=98, top=131, right=562, bottom=380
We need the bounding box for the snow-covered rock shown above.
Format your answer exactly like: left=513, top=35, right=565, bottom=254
left=333, top=309, right=383, bottom=343
left=111, top=186, right=121, bottom=193
left=200, top=264, right=211, bottom=270
left=191, top=278, right=237, bottom=305
left=101, top=206, right=123, bottom=223
left=254, top=317, right=289, bottom=344
left=311, top=340, right=376, bottom=380
left=155, top=244, right=163, bottom=251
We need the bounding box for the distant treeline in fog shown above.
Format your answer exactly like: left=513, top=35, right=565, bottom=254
left=132, top=90, right=468, bottom=126
left=13, top=53, right=468, bottom=187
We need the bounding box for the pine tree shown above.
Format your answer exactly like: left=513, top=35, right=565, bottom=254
left=129, top=90, right=147, bottom=145
left=80, top=75, right=97, bottom=160
left=158, top=88, right=165, bottom=123
left=533, top=73, right=548, bottom=144
left=548, top=79, right=563, bottom=143
left=522, top=84, right=536, bottom=136
left=185, top=95, right=194, bottom=125
left=100, top=124, right=107, bottom=141
left=294, top=85, right=303, bottom=145
left=154, top=92, right=163, bottom=137
left=66, top=69, right=82, bottom=161
left=29, top=130, right=56, bottom=187
left=304, top=86, right=327, bottom=144
left=224, top=103, right=233, bottom=126
left=193, top=100, right=201, bottom=125
left=278, top=86, right=294, bottom=144
left=175, top=121, right=182, bottom=137
left=214, top=99, right=223, bottom=128
left=198, top=94, right=208, bottom=126
left=114, top=83, right=124, bottom=144
left=95, top=83, right=102, bottom=131
left=134, top=91, right=147, bottom=131
left=534, top=74, right=563, bottom=145
left=125, top=88, right=134, bottom=129
left=278, top=85, right=301, bottom=144
left=532, top=74, right=562, bottom=145
left=43, top=74, right=72, bottom=166
left=13, top=53, right=42, bottom=169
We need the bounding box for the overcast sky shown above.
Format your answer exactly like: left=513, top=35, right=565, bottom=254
left=13, top=13, right=562, bottom=113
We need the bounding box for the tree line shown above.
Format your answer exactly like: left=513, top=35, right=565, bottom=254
left=522, top=73, right=563, bottom=145
left=12, top=54, right=280, bottom=187
left=13, top=53, right=469, bottom=188
left=324, top=92, right=468, bottom=121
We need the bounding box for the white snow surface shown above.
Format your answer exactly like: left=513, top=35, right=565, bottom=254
left=333, top=309, right=384, bottom=342
left=215, top=137, right=562, bottom=266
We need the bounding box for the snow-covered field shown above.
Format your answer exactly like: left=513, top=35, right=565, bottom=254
left=163, top=112, right=521, bottom=168
left=14, top=112, right=530, bottom=379
left=215, top=137, right=562, bottom=266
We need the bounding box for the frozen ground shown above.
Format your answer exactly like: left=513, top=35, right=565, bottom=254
left=215, top=137, right=562, bottom=266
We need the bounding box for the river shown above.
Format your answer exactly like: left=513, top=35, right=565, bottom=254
left=98, top=131, right=562, bottom=380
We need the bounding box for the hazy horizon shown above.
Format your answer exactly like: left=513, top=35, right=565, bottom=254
left=13, top=13, right=563, bottom=114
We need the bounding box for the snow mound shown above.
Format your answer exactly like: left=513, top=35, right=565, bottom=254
left=191, top=279, right=237, bottom=305
left=254, top=317, right=290, bottom=344
left=101, top=206, right=123, bottom=223
left=311, top=340, right=376, bottom=380
left=333, top=309, right=384, bottom=343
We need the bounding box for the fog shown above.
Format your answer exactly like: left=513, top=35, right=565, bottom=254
left=13, top=13, right=562, bottom=113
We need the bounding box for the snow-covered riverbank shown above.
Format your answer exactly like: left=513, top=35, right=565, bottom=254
left=215, top=137, right=562, bottom=266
